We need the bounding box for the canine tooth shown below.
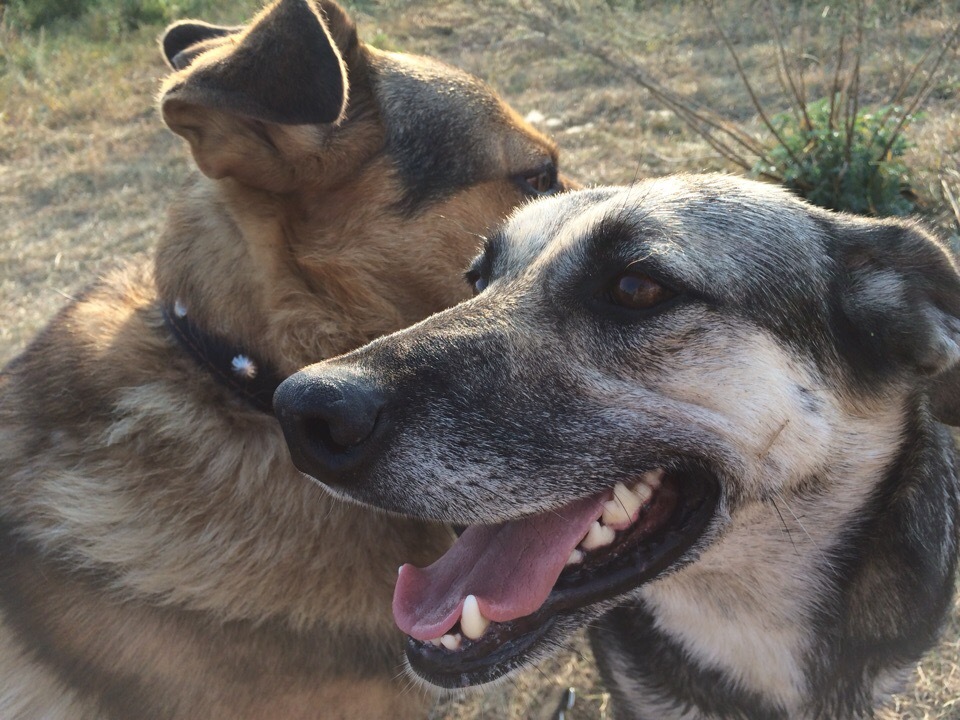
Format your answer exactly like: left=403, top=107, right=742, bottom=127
left=566, top=549, right=584, bottom=565
left=601, top=499, right=630, bottom=527
left=580, top=521, right=616, bottom=550
left=632, top=481, right=654, bottom=504
left=429, top=637, right=443, bottom=647
left=602, top=481, right=644, bottom=527
left=440, top=633, right=462, bottom=651
left=600, top=495, right=640, bottom=527
left=461, top=595, right=491, bottom=640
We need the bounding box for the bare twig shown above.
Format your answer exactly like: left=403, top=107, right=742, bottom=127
left=509, top=0, right=783, bottom=177
left=874, top=19, right=960, bottom=164
left=764, top=0, right=806, bottom=128
left=699, top=0, right=804, bottom=170
left=842, top=0, right=864, bottom=166
left=796, top=5, right=809, bottom=114
left=826, top=5, right=848, bottom=133
left=585, top=44, right=779, bottom=178
left=942, top=176, right=960, bottom=232
left=884, top=21, right=943, bottom=112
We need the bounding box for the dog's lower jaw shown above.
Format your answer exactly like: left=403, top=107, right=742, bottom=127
left=396, top=467, right=721, bottom=689
left=589, top=417, right=960, bottom=720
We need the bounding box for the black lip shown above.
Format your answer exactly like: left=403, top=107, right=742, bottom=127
left=403, top=466, right=720, bottom=689
left=406, top=615, right=558, bottom=688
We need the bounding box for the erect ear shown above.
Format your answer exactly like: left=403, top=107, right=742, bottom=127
left=161, top=20, right=241, bottom=70
left=836, top=217, right=960, bottom=419
left=160, top=0, right=356, bottom=191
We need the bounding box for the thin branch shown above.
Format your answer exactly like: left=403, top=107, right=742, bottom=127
left=842, top=0, right=864, bottom=167
left=826, top=6, right=848, bottom=133
left=941, top=176, right=960, bottom=232
left=764, top=0, right=805, bottom=127
left=796, top=5, right=809, bottom=113
left=604, top=48, right=780, bottom=177
left=874, top=19, right=960, bottom=164
left=512, top=1, right=782, bottom=175
left=699, top=0, right=804, bottom=170
left=884, top=21, right=942, bottom=111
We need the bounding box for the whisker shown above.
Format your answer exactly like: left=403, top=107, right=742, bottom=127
left=774, top=489, right=829, bottom=567
left=769, top=494, right=801, bottom=559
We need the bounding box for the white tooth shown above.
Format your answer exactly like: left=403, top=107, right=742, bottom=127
left=566, top=549, right=584, bottom=565
left=601, top=498, right=631, bottom=527
left=580, top=521, right=616, bottom=550
left=440, top=633, right=462, bottom=650
left=641, top=468, right=664, bottom=489
left=429, top=637, right=443, bottom=647
left=633, top=481, right=654, bottom=504
left=461, top=595, right=490, bottom=640
left=615, top=481, right=644, bottom=513
left=608, top=481, right=644, bottom=523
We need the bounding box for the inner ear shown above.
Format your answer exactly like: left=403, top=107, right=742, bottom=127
left=159, top=0, right=359, bottom=192
left=162, top=0, right=350, bottom=127
left=161, top=21, right=240, bottom=70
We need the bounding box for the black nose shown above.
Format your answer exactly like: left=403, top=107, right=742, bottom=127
left=274, top=367, right=387, bottom=482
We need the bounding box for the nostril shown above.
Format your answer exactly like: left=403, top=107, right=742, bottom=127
left=300, top=415, right=352, bottom=457
left=298, top=405, right=381, bottom=457
left=275, top=368, right=388, bottom=478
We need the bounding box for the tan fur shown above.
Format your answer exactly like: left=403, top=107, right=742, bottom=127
left=0, top=1, right=564, bottom=717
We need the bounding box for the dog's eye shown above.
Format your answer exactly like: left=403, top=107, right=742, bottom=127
left=610, top=271, right=675, bottom=310
left=515, top=164, right=559, bottom=196
left=465, top=269, right=488, bottom=295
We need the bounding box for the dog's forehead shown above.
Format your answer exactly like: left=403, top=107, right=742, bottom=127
left=499, top=187, right=626, bottom=266
left=503, top=176, right=830, bottom=297
left=369, top=51, right=555, bottom=213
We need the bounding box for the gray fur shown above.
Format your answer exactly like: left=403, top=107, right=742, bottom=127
left=276, top=174, right=960, bottom=719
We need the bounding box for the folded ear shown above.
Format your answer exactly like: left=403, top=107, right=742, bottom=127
left=835, top=217, right=960, bottom=420
left=160, top=0, right=355, bottom=191
left=161, top=20, right=241, bottom=70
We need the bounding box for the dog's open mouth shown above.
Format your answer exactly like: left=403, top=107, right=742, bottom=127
left=392, top=466, right=719, bottom=687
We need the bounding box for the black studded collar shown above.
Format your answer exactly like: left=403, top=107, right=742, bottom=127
left=162, top=299, right=285, bottom=415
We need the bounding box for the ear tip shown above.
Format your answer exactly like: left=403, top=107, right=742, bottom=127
left=160, top=20, right=241, bottom=70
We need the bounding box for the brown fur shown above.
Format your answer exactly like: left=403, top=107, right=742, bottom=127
left=0, top=1, right=564, bottom=717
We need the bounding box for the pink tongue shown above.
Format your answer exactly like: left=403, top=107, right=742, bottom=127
left=393, top=496, right=604, bottom=641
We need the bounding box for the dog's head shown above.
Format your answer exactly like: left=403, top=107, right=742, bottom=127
left=156, top=0, right=567, bottom=363
left=274, top=175, right=960, bottom=687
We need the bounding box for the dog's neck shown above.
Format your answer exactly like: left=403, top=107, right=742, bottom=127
left=161, top=298, right=284, bottom=414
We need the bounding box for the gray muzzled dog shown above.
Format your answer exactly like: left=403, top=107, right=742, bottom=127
left=275, top=175, right=960, bottom=719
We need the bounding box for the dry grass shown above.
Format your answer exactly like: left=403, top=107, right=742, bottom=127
left=2, top=0, right=959, bottom=717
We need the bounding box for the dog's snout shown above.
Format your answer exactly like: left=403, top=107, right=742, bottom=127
left=274, top=369, right=386, bottom=481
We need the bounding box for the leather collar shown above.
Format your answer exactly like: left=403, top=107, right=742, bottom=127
left=162, top=300, right=284, bottom=415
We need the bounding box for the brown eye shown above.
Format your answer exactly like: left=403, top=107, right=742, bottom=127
left=611, top=271, right=675, bottom=310
left=526, top=170, right=553, bottom=193
left=515, top=164, right=559, bottom=196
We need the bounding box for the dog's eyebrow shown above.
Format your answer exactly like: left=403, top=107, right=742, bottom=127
left=484, top=231, right=504, bottom=260
left=476, top=231, right=505, bottom=270
left=465, top=231, right=503, bottom=282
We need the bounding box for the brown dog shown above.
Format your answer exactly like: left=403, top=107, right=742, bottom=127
left=0, top=1, right=564, bottom=717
